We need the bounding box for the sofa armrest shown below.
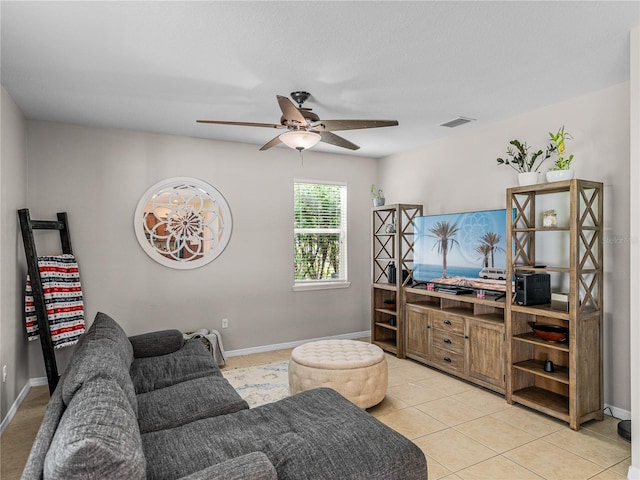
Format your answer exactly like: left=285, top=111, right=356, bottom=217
left=129, top=329, right=184, bottom=358
left=177, top=452, right=277, bottom=480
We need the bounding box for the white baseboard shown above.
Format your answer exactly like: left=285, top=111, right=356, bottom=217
left=1, top=379, right=36, bottom=434
left=30, top=377, right=48, bottom=387
left=0, top=377, right=48, bottom=434
left=226, top=330, right=371, bottom=357
left=604, top=403, right=631, bottom=421
left=628, top=465, right=640, bottom=480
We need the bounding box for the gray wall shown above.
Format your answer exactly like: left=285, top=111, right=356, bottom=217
left=24, top=121, right=377, bottom=377
left=1, top=86, right=29, bottom=421
left=378, top=83, right=632, bottom=413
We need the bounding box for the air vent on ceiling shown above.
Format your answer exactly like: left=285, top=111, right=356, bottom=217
left=440, top=117, right=476, bottom=128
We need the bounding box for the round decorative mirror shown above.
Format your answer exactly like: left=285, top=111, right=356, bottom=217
left=134, top=177, right=232, bottom=269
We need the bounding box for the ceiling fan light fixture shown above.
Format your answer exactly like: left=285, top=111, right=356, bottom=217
left=279, top=130, right=321, bottom=151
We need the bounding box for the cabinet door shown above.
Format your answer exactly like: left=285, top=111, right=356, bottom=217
left=405, top=306, right=430, bottom=361
left=466, top=319, right=505, bottom=389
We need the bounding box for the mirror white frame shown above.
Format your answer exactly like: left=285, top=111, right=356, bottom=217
left=134, top=177, right=232, bottom=269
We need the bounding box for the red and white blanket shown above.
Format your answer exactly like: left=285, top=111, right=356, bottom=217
left=25, top=254, right=85, bottom=348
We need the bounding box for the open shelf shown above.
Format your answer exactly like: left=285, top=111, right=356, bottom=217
left=513, top=332, right=570, bottom=352
left=512, top=386, right=569, bottom=420
left=513, top=359, right=569, bottom=384
left=374, top=321, right=397, bottom=331
left=372, top=339, right=398, bottom=355
left=372, top=283, right=397, bottom=291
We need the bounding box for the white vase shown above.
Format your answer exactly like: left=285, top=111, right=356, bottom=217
left=373, top=197, right=385, bottom=207
left=518, top=172, right=540, bottom=186
left=546, top=169, right=574, bottom=183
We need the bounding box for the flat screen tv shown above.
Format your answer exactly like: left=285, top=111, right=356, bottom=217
left=413, top=208, right=514, bottom=292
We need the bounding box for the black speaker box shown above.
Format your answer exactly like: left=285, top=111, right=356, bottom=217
left=515, top=273, right=551, bottom=306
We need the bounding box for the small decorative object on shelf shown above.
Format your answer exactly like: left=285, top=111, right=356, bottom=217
left=385, top=223, right=396, bottom=233
left=543, top=209, right=558, bottom=227
left=388, top=262, right=397, bottom=284
left=531, top=324, right=568, bottom=342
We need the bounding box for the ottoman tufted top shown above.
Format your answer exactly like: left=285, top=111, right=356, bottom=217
left=291, top=340, right=384, bottom=369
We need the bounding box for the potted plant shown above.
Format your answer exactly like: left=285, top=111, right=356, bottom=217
left=546, top=126, right=575, bottom=182
left=371, top=184, right=385, bottom=207
left=496, top=139, right=555, bottom=186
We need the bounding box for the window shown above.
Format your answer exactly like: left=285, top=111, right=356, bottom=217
left=293, top=181, right=348, bottom=290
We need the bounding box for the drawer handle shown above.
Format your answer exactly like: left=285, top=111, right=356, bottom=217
left=444, top=320, right=452, bottom=326
left=443, top=338, right=452, bottom=344
left=443, top=356, right=452, bottom=363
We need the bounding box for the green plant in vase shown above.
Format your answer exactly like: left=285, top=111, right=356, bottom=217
left=548, top=126, right=574, bottom=170
left=496, top=139, right=555, bottom=186
left=546, top=126, right=575, bottom=182
left=371, top=184, right=385, bottom=207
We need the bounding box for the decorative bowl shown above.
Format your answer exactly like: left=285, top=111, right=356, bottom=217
left=531, top=324, right=568, bottom=342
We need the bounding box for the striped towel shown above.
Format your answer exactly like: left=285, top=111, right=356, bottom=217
left=25, top=254, right=85, bottom=348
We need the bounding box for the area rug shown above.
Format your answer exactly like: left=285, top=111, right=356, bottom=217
left=222, top=360, right=290, bottom=408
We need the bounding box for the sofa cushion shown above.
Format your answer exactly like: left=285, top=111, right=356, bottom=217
left=141, top=388, right=427, bottom=480
left=84, top=312, right=134, bottom=365
left=129, top=329, right=184, bottom=358
left=137, top=375, right=249, bottom=434
left=177, top=452, right=277, bottom=480
left=61, top=313, right=137, bottom=414
left=44, top=377, right=146, bottom=480
left=130, top=339, right=220, bottom=394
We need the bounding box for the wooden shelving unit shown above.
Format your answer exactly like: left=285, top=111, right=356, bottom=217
left=371, top=204, right=422, bottom=357
left=505, top=179, right=603, bottom=430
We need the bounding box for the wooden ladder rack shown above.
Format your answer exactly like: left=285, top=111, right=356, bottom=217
left=18, top=209, right=73, bottom=395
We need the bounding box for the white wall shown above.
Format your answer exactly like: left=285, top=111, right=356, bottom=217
left=24, top=122, right=377, bottom=376
left=0, top=86, right=29, bottom=420
left=379, top=83, right=632, bottom=413
left=628, top=25, right=639, bottom=480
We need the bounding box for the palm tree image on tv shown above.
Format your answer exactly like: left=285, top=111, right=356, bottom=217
left=475, top=243, right=492, bottom=268
left=480, top=232, right=504, bottom=268
left=413, top=209, right=511, bottom=290
left=428, top=221, right=460, bottom=278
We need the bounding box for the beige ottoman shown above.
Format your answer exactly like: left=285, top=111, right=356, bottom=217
left=288, top=339, right=388, bottom=408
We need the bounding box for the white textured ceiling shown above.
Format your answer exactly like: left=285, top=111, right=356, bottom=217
left=1, top=1, right=638, bottom=158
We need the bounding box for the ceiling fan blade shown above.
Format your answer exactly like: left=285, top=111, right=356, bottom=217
left=276, top=96, right=308, bottom=127
left=311, top=119, right=398, bottom=132
left=197, top=120, right=284, bottom=129
left=259, top=135, right=282, bottom=151
left=319, top=131, right=360, bottom=150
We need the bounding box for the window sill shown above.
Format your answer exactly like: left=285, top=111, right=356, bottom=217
left=292, top=281, right=351, bottom=292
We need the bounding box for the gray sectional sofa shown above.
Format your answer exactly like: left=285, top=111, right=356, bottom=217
left=23, top=312, right=427, bottom=479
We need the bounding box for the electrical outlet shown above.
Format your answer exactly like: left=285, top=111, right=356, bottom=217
left=222, top=318, right=228, bottom=329
left=2, top=365, right=7, bottom=383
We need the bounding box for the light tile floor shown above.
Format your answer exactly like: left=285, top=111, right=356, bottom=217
left=227, top=345, right=631, bottom=480
left=2, top=344, right=632, bottom=480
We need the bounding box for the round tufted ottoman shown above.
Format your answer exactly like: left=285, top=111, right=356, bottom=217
left=288, top=339, right=387, bottom=408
